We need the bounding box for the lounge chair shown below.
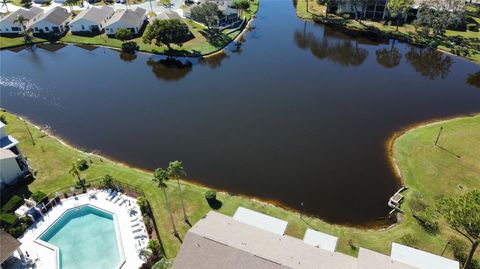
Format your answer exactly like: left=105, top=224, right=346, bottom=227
left=104, top=189, right=113, bottom=200
left=130, top=217, right=138, bottom=222
left=132, top=226, right=145, bottom=233
left=131, top=221, right=141, bottom=228
left=114, top=194, right=123, bottom=204
left=108, top=191, right=118, bottom=201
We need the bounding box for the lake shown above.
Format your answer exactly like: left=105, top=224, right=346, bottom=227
left=1, top=0, right=479, bottom=225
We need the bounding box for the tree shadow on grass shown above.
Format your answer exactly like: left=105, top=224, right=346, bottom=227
left=199, top=28, right=233, bottom=48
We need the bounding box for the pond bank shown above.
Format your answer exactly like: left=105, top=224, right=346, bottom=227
left=0, top=1, right=259, bottom=58
left=294, top=0, right=480, bottom=63
left=2, top=109, right=478, bottom=261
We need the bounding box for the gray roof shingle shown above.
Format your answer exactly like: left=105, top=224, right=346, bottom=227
left=107, top=7, right=146, bottom=27
left=70, top=6, right=114, bottom=24
left=37, top=7, right=71, bottom=25
left=0, top=7, right=43, bottom=25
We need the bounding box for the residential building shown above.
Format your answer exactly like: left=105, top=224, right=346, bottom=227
left=0, top=230, right=22, bottom=267
left=172, top=210, right=459, bottom=269
left=31, top=7, right=71, bottom=35
left=0, top=7, right=43, bottom=34
left=70, top=6, right=115, bottom=34
left=185, top=0, right=240, bottom=27
left=105, top=7, right=147, bottom=36
left=328, top=0, right=465, bottom=20
left=0, top=122, right=29, bottom=191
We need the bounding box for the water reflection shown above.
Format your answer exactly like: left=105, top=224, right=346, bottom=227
left=119, top=52, right=138, bottom=62
left=405, top=47, right=453, bottom=79
left=375, top=41, right=401, bottom=68
left=199, top=52, right=229, bottom=69
left=146, top=58, right=193, bottom=81
left=467, top=70, right=480, bottom=89
left=294, top=24, right=369, bottom=66
left=36, top=43, right=68, bottom=52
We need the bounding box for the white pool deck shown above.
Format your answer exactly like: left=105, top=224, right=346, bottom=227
left=232, top=207, right=288, bottom=236
left=14, top=190, right=148, bottom=269
left=303, top=228, right=338, bottom=252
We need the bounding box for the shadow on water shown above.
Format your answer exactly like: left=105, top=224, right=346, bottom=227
left=467, top=70, right=480, bottom=89
left=146, top=58, right=193, bottom=81
left=405, top=47, right=453, bottom=80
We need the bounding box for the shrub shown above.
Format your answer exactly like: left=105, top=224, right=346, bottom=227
left=205, top=190, right=216, bottom=201
left=152, top=259, right=172, bottom=269
left=75, top=158, right=88, bottom=170
left=121, top=41, right=139, bottom=54
left=31, top=191, right=47, bottom=203
left=0, top=114, right=7, bottom=124
left=20, top=0, right=32, bottom=7
left=1, top=195, right=24, bottom=213
left=137, top=196, right=148, bottom=214
left=115, top=28, right=133, bottom=41
left=467, top=23, right=479, bottom=32
left=399, top=234, right=418, bottom=247
left=0, top=213, right=19, bottom=228
left=449, top=237, right=467, bottom=264
left=143, top=215, right=153, bottom=234
left=413, top=208, right=439, bottom=234
left=147, top=239, right=161, bottom=255
left=102, top=174, right=114, bottom=188
left=7, top=223, right=28, bottom=238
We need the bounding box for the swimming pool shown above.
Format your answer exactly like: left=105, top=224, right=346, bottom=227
left=38, top=205, right=124, bottom=269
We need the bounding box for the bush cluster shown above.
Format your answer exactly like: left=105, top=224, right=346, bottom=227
left=31, top=191, right=47, bottom=203
left=1, top=195, right=24, bottom=213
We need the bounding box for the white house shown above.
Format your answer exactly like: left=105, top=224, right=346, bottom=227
left=105, top=7, right=147, bottom=36
left=0, top=122, right=29, bottom=191
left=31, top=6, right=71, bottom=35
left=0, top=7, right=43, bottom=34
left=70, top=6, right=114, bottom=34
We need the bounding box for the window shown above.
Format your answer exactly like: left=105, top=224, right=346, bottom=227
left=35, top=27, right=39, bottom=31
left=45, top=27, right=49, bottom=31
left=81, top=25, right=85, bottom=30
left=11, top=27, right=21, bottom=31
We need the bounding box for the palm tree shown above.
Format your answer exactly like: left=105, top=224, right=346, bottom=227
left=13, top=14, right=31, bottom=44
left=152, top=168, right=178, bottom=237
left=69, top=163, right=81, bottom=181
left=1, top=0, right=11, bottom=12
left=167, top=160, right=188, bottom=223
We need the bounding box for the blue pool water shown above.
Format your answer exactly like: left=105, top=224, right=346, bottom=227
left=39, top=205, right=123, bottom=269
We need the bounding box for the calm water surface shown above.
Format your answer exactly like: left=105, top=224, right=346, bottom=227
left=1, top=0, right=479, bottom=225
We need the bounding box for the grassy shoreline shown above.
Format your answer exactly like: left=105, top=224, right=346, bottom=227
left=295, top=0, right=480, bottom=63
left=0, top=2, right=258, bottom=56
left=1, top=110, right=479, bottom=261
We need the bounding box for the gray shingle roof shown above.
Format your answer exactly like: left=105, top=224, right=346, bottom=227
left=107, top=7, right=146, bottom=27
left=37, top=7, right=71, bottom=25
left=0, top=7, right=43, bottom=25
left=156, top=10, right=182, bottom=20
left=70, top=6, right=114, bottom=24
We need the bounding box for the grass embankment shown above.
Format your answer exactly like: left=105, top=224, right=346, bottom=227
left=1, top=110, right=479, bottom=261
left=0, top=36, right=47, bottom=49
left=295, top=0, right=480, bottom=63
left=0, top=0, right=258, bottom=55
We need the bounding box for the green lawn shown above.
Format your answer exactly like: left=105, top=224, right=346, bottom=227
left=0, top=36, right=47, bottom=49
left=295, top=0, right=480, bottom=63
left=1, top=110, right=479, bottom=262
